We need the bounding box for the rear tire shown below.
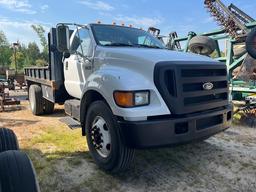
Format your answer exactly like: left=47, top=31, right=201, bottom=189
left=29, top=85, right=44, bottom=115
left=44, top=98, right=54, bottom=114
left=85, top=101, right=135, bottom=173
left=0, top=151, right=40, bottom=192
left=0, top=128, right=19, bottom=153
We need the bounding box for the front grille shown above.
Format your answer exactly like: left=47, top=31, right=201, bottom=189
left=154, top=62, right=229, bottom=114
left=164, top=70, right=176, bottom=96
left=183, top=81, right=227, bottom=92
left=181, top=68, right=226, bottom=77
left=184, top=93, right=228, bottom=106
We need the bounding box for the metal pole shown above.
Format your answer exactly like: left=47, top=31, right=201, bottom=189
left=14, top=47, right=17, bottom=75
left=12, top=42, right=19, bottom=75
left=184, top=32, right=196, bottom=52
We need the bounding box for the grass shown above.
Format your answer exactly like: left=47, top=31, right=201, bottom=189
left=20, top=125, right=124, bottom=192
left=31, top=126, right=87, bottom=153
left=20, top=125, right=97, bottom=191
left=23, top=126, right=89, bottom=172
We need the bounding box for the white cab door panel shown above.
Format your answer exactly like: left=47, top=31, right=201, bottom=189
left=64, top=28, right=93, bottom=99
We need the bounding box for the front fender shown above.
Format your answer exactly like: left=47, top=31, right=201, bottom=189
left=81, top=66, right=170, bottom=119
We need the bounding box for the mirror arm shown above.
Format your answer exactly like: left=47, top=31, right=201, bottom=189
left=76, top=52, right=91, bottom=62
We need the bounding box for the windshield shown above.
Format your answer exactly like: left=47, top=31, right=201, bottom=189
left=91, top=24, right=166, bottom=49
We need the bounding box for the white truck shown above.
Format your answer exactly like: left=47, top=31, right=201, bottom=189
left=25, top=23, right=232, bottom=172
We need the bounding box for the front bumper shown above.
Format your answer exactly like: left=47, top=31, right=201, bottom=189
left=118, top=105, right=232, bottom=149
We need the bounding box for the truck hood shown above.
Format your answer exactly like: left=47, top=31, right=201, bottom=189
left=96, top=46, right=215, bottom=64
left=94, top=46, right=222, bottom=86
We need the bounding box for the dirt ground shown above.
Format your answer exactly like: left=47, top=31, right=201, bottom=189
left=1, top=90, right=256, bottom=192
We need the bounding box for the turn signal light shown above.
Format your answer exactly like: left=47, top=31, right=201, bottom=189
left=114, top=92, right=133, bottom=107
left=113, top=91, right=150, bottom=108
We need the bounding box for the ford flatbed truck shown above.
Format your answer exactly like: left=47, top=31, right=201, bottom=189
left=25, top=23, right=232, bottom=172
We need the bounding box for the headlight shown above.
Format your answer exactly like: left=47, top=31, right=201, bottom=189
left=114, top=90, right=150, bottom=108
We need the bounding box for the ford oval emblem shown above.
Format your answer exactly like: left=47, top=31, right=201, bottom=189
left=203, top=82, right=213, bottom=90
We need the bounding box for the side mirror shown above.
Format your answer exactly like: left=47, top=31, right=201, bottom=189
left=56, top=24, right=70, bottom=52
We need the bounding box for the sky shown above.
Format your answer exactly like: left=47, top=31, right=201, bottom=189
left=0, top=0, right=255, bottom=50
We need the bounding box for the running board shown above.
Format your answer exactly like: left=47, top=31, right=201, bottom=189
left=59, top=116, right=81, bottom=129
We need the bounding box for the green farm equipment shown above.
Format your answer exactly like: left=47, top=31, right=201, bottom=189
left=158, top=0, right=256, bottom=105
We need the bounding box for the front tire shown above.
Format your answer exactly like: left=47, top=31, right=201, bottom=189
left=85, top=101, right=135, bottom=173
left=0, top=151, right=40, bottom=192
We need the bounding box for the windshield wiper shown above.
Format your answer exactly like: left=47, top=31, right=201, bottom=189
left=104, top=43, right=134, bottom=47
left=133, top=44, right=163, bottom=49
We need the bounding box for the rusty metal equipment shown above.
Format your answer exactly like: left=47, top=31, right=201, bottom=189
left=148, top=27, right=161, bottom=37
left=0, top=83, right=20, bottom=112
left=204, top=0, right=256, bottom=59
left=204, top=0, right=252, bottom=40
left=6, top=69, right=25, bottom=90
left=147, top=27, right=168, bottom=44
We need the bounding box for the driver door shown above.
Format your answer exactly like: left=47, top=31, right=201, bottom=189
left=64, top=28, right=93, bottom=98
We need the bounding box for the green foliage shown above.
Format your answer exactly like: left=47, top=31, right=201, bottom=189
left=0, top=46, right=12, bottom=68
left=31, top=24, right=48, bottom=62
left=10, top=51, right=25, bottom=70
left=0, top=31, right=9, bottom=46
left=0, top=31, right=12, bottom=68
left=0, top=28, right=49, bottom=71
left=35, top=59, right=47, bottom=67
left=27, top=42, right=41, bottom=65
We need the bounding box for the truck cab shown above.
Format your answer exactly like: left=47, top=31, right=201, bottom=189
left=25, top=23, right=232, bottom=172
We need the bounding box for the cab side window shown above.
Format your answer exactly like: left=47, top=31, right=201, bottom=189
left=70, top=28, right=92, bottom=56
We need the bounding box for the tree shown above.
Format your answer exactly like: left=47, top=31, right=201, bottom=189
left=35, top=59, right=47, bottom=67
left=0, top=28, right=48, bottom=71
left=10, top=51, right=25, bottom=71
left=0, top=47, right=12, bottom=68
left=0, top=31, right=9, bottom=46
left=31, top=24, right=48, bottom=62
left=0, top=31, right=12, bottom=68
left=27, top=42, right=40, bottom=64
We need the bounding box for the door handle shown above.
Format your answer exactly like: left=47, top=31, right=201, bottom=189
left=65, top=61, right=68, bottom=70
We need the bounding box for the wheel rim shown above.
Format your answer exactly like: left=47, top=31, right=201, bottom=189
left=90, top=116, right=111, bottom=158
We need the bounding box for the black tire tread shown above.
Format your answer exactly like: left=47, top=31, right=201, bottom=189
left=29, top=85, right=44, bottom=115
left=44, top=98, right=54, bottom=114
left=246, top=27, right=256, bottom=59
left=0, top=128, right=19, bottom=153
left=189, top=36, right=216, bottom=55
left=0, top=151, right=39, bottom=192
left=114, top=123, right=135, bottom=172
